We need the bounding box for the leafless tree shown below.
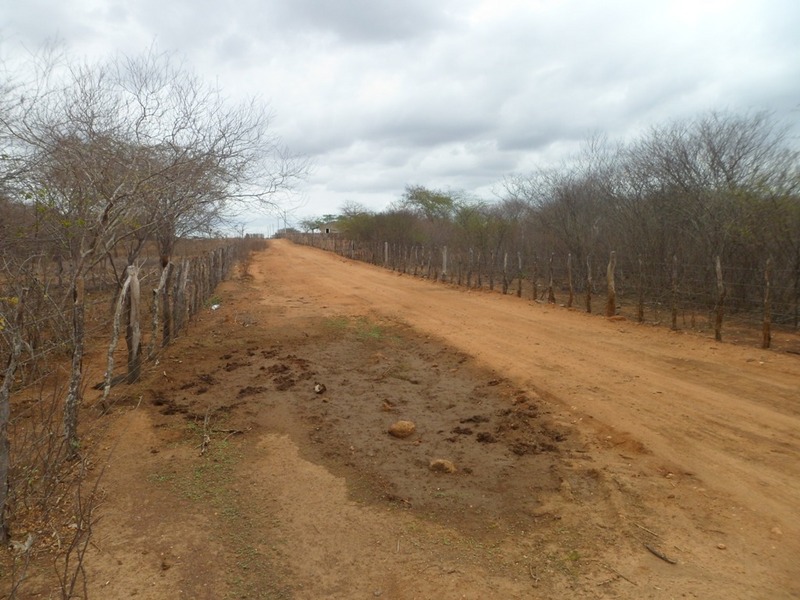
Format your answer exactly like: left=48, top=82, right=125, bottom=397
left=0, top=45, right=306, bottom=466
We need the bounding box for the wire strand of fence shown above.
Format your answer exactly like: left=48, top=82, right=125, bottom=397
left=289, top=233, right=799, bottom=348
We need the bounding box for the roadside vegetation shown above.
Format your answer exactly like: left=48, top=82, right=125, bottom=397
left=0, top=46, right=303, bottom=597
left=298, top=112, right=800, bottom=340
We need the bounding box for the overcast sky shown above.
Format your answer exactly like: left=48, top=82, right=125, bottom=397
left=2, top=0, right=799, bottom=233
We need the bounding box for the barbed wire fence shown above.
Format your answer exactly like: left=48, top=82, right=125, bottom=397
left=0, top=236, right=259, bottom=594
left=291, top=233, right=799, bottom=353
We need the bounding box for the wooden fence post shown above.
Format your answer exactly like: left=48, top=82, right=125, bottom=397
left=566, top=253, right=574, bottom=308
left=547, top=253, right=556, bottom=304
left=762, top=257, right=772, bottom=349
left=468, top=248, right=474, bottom=288
left=637, top=256, right=644, bottom=323
left=605, top=251, right=616, bottom=317
left=671, top=255, right=678, bottom=331
left=517, top=252, right=523, bottom=298
left=171, top=260, right=188, bottom=339
left=427, top=248, right=433, bottom=279
left=714, top=256, right=726, bottom=342
left=126, top=265, right=142, bottom=383
left=585, top=256, right=592, bottom=313
left=0, top=289, right=28, bottom=544
left=103, top=270, right=132, bottom=403
left=63, top=276, right=85, bottom=459
left=161, top=262, right=175, bottom=347
left=502, top=252, right=509, bottom=294
left=442, top=246, right=448, bottom=282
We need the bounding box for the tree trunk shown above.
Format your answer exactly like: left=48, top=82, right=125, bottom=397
left=547, top=253, right=556, bottom=304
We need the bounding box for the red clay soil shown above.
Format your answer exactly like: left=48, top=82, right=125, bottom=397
left=10, top=238, right=798, bottom=599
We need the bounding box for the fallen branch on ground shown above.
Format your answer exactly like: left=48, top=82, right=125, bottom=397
left=645, top=543, right=678, bottom=564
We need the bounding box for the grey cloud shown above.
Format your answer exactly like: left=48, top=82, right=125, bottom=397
left=267, top=0, right=455, bottom=43
left=3, top=0, right=799, bottom=223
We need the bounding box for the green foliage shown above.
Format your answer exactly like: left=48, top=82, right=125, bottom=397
left=400, top=185, right=457, bottom=221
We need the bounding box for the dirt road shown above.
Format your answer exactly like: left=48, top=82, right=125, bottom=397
left=267, top=241, right=800, bottom=525
left=77, top=239, right=799, bottom=599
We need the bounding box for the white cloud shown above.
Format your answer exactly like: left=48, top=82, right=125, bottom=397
left=2, top=0, right=799, bottom=230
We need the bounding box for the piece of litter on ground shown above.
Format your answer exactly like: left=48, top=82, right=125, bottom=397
left=211, top=304, right=221, bottom=310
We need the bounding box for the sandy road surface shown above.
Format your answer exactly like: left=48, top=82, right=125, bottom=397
left=262, top=239, right=800, bottom=535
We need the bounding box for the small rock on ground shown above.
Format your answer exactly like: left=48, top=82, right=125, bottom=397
left=429, top=458, right=457, bottom=473
left=388, top=420, right=416, bottom=438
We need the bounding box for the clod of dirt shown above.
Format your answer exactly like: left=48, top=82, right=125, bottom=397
left=273, top=375, right=296, bottom=391
left=451, top=426, right=473, bottom=435
left=510, top=442, right=538, bottom=455
left=314, top=382, right=327, bottom=394
left=460, top=415, right=490, bottom=424
left=238, top=385, right=267, bottom=397
left=388, top=420, right=416, bottom=438
left=429, top=458, right=457, bottom=473
left=476, top=432, right=497, bottom=444
left=224, top=361, right=248, bottom=372
left=198, top=373, right=217, bottom=385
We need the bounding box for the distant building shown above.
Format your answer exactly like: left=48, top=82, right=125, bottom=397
left=320, top=221, right=339, bottom=235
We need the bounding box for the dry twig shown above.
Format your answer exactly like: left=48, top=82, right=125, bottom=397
left=601, top=562, right=637, bottom=585
left=634, top=522, right=660, bottom=538
left=645, top=543, right=678, bottom=565
left=199, top=412, right=211, bottom=456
